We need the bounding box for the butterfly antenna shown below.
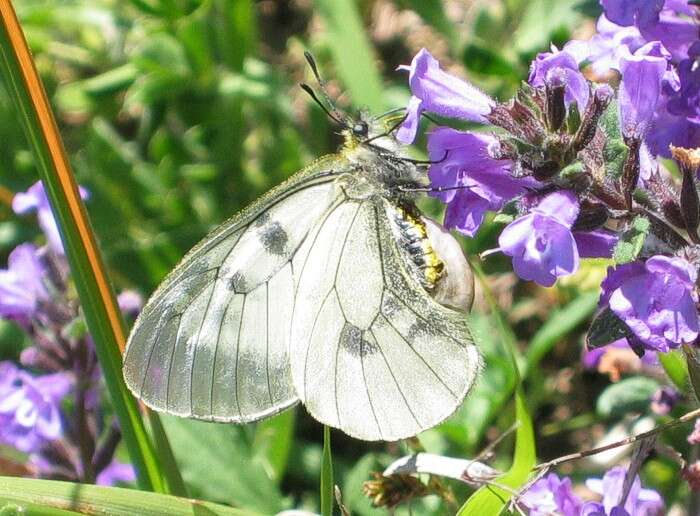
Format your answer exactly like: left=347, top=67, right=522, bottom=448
left=302, top=51, right=350, bottom=128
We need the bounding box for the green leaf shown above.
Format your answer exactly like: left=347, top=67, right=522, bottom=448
left=513, top=0, right=582, bottom=54
left=313, top=0, right=385, bottom=112
left=613, top=216, right=650, bottom=264
left=160, top=416, right=285, bottom=513
left=463, top=43, right=520, bottom=78
left=525, top=291, right=599, bottom=375
left=596, top=377, right=660, bottom=419
left=0, top=6, right=169, bottom=492
left=253, top=410, right=295, bottom=483
left=321, top=425, right=334, bottom=516
left=0, top=476, right=254, bottom=516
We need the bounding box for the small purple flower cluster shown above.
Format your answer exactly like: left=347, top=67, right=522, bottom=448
left=520, top=467, right=663, bottom=516
left=397, top=0, right=700, bottom=356
left=0, top=181, right=135, bottom=485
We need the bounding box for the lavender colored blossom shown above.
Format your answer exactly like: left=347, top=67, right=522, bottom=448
left=528, top=49, right=590, bottom=109
left=498, top=191, right=581, bottom=287
left=600, top=0, right=664, bottom=28
left=96, top=460, right=136, bottom=486
left=618, top=43, right=670, bottom=138
left=666, top=41, right=700, bottom=123
left=650, top=385, right=681, bottom=415
left=0, top=244, right=49, bottom=320
left=13, top=181, right=89, bottom=255
left=396, top=48, right=494, bottom=143
left=117, top=290, right=143, bottom=317
left=584, top=466, right=664, bottom=515
left=427, top=128, right=530, bottom=236
left=0, top=362, right=71, bottom=453
left=600, top=256, right=699, bottom=352
left=520, top=473, right=582, bottom=516
left=638, top=2, right=699, bottom=61
left=565, top=16, right=646, bottom=75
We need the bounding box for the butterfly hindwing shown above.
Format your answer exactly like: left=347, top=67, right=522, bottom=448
left=123, top=156, right=349, bottom=422
left=290, top=195, right=480, bottom=441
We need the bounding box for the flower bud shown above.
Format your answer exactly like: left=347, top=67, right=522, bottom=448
left=572, top=85, right=613, bottom=152
left=545, top=68, right=567, bottom=132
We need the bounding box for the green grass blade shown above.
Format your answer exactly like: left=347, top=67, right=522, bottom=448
left=147, top=411, right=188, bottom=496
left=660, top=349, right=688, bottom=391
left=458, top=262, right=536, bottom=514
left=0, top=4, right=169, bottom=492
left=313, top=0, right=385, bottom=112
left=320, top=425, right=334, bottom=516
left=0, top=476, right=255, bottom=516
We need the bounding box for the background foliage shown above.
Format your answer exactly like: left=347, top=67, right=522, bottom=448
left=0, top=0, right=690, bottom=514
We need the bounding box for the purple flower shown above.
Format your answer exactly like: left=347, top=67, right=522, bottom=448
left=117, top=290, right=143, bottom=317
left=565, top=16, right=646, bottom=75
left=600, top=256, right=699, bottom=352
left=618, top=43, right=670, bottom=138
left=520, top=473, right=582, bottom=516
left=0, top=244, right=49, bottom=320
left=13, top=181, right=89, bottom=255
left=666, top=41, right=700, bottom=123
left=688, top=418, right=700, bottom=444
left=650, top=385, right=681, bottom=415
left=584, top=466, right=664, bottom=515
left=600, top=0, right=665, bottom=29
left=528, top=49, right=590, bottom=110
left=97, top=460, right=136, bottom=486
left=498, top=191, right=581, bottom=287
left=638, top=3, right=699, bottom=61
left=583, top=338, right=659, bottom=381
left=0, top=362, right=71, bottom=453
left=427, top=128, right=530, bottom=236
left=397, top=49, right=494, bottom=143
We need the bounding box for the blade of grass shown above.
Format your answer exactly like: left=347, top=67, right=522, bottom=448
left=0, top=476, right=255, bottom=516
left=321, top=425, right=334, bottom=516
left=313, top=0, right=386, bottom=112
left=458, top=261, right=536, bottom=514
left=0, top=2, right=170, bottom=492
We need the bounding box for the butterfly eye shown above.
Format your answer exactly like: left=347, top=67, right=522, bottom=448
left=353, top=121, right=369, bottom=138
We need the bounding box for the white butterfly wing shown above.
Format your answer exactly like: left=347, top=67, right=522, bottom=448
left=124, top=158, right=347, bottom=422
left=290, top=197, right=480, bottom=441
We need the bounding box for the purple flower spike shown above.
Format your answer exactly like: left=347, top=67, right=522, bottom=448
left=427, top=128, right=531, bottom=236
left=520, top=472, right=582, bottom=516
left=0, top=244, right=49, bottom=321
left=498, top=190, right=580, bottom=287
left=619, top=43, right=669, bottom=139
left=13, top=181, right=89, bottom=255
left=600, top=0, right=664, bottom=28
left=585, top=466, right=664, bottom=515
left=601, top=256, right=700, bottom=352
left=529, top=49, right=590, bottom=110
left=0, top=362, right=72, bottom=453
left=396, top=49, right=494, bottom=143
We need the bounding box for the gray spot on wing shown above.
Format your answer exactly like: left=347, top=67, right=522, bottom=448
left=340, top=323, right=378, bottom=357
left=258, top=221, right=288, bottom=256
left=381, top=294, right=400, bottom=317
left=228, top=271, right=247, bottom=292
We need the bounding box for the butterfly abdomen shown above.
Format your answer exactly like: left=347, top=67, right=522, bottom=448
left=390, top=205, right=445, bottom=291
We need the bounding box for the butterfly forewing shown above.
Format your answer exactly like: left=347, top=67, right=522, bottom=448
left=124, top=156, right=349, bottom=422
left=290, top=194, right=480, bottom=441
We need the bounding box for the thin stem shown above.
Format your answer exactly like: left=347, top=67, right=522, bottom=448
left=535, top=407, right=700, bottom=471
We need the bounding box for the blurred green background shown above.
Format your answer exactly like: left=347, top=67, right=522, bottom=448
left=8, top=1, right=688, bottom=515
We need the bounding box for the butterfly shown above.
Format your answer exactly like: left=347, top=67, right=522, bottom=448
left=123, top=57, right=480, bottom=441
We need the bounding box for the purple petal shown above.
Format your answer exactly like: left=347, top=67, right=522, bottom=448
left=400, top=49, right=494, bottom=127
left=619, top=46, right=669, bottom=138
left=396, top=96, right=423, bottom=144
left=529, top=50, right=590, bottom=110
left=532, top=190, right=579, bottom=227
left=600, top=0, right=664, bottom=28
left=574, top=229, right=618, bottom=258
